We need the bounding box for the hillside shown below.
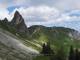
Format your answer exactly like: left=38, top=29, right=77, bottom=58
left=28, top=25, right=80, bottom=50
left=0, top=28, right=39, bottom=60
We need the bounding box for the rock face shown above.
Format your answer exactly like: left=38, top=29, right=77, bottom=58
left=11, top=11, right=28, bottom=33
left=0, top=28, right=38, bottom=60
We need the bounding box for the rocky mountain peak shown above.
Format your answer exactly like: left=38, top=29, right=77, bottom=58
left=15, top=11, right=20, bottom=15
left=11, top=11, right=24, bottom=26
left=10, top=11, right=28, bottom=33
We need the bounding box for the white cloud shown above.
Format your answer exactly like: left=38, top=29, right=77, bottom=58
left=0, top=1, right=8, bottom=9
left=0, top=0, right=30, bottom=9
left=0, top=9, right=9, bottom=20
left=13, top=6, right=80, bottom=27
left=17, top=6, right=59, bottom=20
left=12, top=0, right=30, bottom=7
left=0, top=6, right=62, bottom=26
left=31, top=0, right=80, bottom=11
left=0, top=0, right=80, bottom=31
left=51, top=0, right=80, bottom=11
left=0, top=5, right=80, bottom=29
left=12, top=6, right=62, bottom=26
left=1, top=0, right=80, bottom=11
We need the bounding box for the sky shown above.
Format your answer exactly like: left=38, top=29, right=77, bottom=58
left=0, top=0, right=80, bottom=31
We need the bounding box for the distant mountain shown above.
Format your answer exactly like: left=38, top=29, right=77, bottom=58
left=28, top=25, right=80, bottom=40
left=28, top=25, right=80, bottom=51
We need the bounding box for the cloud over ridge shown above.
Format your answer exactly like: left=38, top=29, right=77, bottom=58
left=0, top=0, right=80, bottom=31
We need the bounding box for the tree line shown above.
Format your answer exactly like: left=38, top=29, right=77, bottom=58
left=69, top=46, right=80, bottom=60
left=40, top=42, right=80, bottom=60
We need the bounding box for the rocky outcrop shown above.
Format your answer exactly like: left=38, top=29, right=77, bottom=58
left=0, top=28, right=38, bottom=60
left=10, top=11, right=28, bottom=33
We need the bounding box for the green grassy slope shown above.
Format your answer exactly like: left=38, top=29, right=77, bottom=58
left=28, top=25, right=80, bottom=60
left=28, top=25, right=80, bottom=52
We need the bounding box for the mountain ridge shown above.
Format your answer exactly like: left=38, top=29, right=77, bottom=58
left=0, top=10, right=80, bottom=41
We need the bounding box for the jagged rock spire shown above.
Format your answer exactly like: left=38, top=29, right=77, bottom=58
left=10, top=10, right=28, bottom=33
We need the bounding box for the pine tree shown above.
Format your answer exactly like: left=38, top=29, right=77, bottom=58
left=68, top=46, right=75, bottom=60
left=78, top=51, right=80, bottom=60
left=75, top=48, right=79, bottom=60
left=41, top=42, right=54, bottom=55
left=41, top=43, right=47, bottom=54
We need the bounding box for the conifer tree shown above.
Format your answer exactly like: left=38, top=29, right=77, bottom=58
left=41, top=43, right=46, bottom=54
left=41, top=42, right=54, bottom=55
left=75, top=48, right=79, bottom=60
left=68, top=46, right=75, bottom=60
